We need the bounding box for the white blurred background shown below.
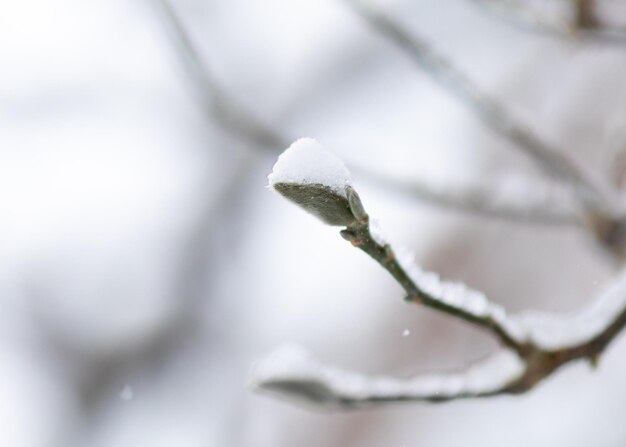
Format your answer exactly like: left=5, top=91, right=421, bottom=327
left=2, top=0, right=626, bottom=445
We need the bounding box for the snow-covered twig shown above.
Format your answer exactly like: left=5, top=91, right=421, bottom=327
left=254, top=139, right=626, bottom=408
left=574, top=0, right=598, bottom=28
left=344, top=0, right=618, bottom=216
left=252, top=344, right=524, bottom=407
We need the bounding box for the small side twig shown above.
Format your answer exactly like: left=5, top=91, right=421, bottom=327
left=340, top=187, right=525, bottom=354
left=253, top=344, right=524, bottom=407
left=574, top=0, right=597, bottom=28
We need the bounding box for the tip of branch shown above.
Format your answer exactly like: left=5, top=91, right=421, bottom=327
left=268, top=139, right=365, bottom=226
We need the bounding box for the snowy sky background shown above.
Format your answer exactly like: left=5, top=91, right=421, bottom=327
left=2, top=0, right=626, bottom=446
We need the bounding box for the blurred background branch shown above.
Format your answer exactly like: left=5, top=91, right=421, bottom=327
left=153, top=0, right=613, bottom=232
left=344, top=0, right=619, bottom=217
left=153, top=0, right=286, bottom=152
left=473, top=0, right=626, bottom=42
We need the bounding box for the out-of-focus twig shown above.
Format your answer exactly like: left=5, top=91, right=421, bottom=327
left=473, top=0, right=626, bottom=43
left=71, top=154, right=256, bottom=419
left=358, top=166, right=585, bottom=225
left=574, top=0, right=597, bottom=28
left=153, top=0, right=286, bottom=151
left=344, top=0, right=619, bottom=218
left=152, top=0, right=595, bottom=229
left=473, top=0, right=580, bottom=37
left=70, top=0, right=271, bottom=434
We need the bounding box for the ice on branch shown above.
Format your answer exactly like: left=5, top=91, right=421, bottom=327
left=251, top=344, right=525, bottom=407
left=511, top=268, right=626, bottom=350
left=268, top=138, right=358, bottom=226
left=395, top=248, right=522, bottom=339
left=398, top=239, right=626, bottom=350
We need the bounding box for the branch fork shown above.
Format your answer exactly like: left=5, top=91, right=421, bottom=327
left=153, top=0, right=626, bottom=409
left=253, top=139, right=626, bottom=409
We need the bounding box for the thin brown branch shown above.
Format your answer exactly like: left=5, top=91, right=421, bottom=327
left=255, top=146, right=626, bottom=407
left=341, top=188, right=525, bottom=354
left=253, top=344, right=523, bottom=408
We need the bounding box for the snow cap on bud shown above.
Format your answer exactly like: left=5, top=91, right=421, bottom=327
left=268, top=138, right=358, bottom=226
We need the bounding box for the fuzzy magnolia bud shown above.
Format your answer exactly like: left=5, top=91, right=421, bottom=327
left=272, top=182, right=356, bottom=226
left=268, top=138, right=363, bottom=226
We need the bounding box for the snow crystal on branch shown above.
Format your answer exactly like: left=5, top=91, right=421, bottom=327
left=396, top=248, right=515, bottom=326
left=397, top=241, right=626, bottom=351
left=511, top=268, right=626, bottom=350
left=268, top=138, right=352, bottom=197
